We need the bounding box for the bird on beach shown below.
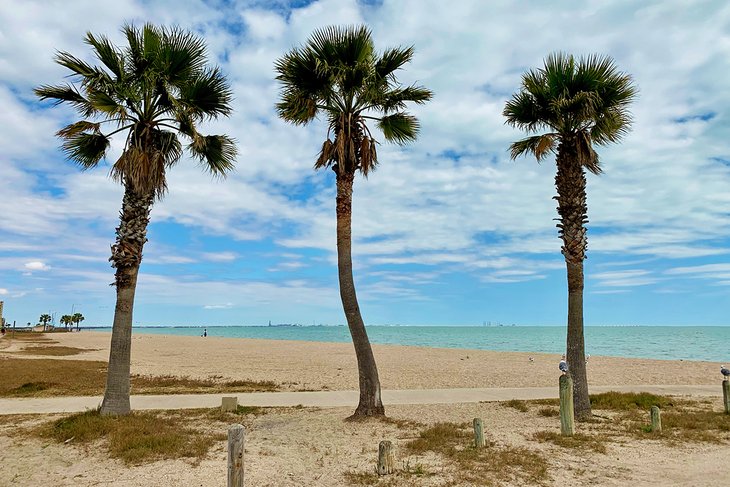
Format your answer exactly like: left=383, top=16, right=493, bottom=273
left=721, top=365, right=730, bottom=380
left=559, top=355, right=568, bottom=375
left=585, top=354, right=591, bottom=365
left=529, top=357, right=534, bottom=363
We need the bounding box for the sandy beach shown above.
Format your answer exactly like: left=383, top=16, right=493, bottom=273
left=1, top=331, right=728, bottom=486
left=27, top=331, right=723, bottom=391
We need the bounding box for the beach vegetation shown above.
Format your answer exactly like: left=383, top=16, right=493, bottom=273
left=35, top=23, right=236, bottom=416
left=37, top=409, right=215, bottom=465
left=274, top=25, right=432, bottom=418
left=405, top=422, right=549, bottom=485
left=532, top=430, right=608, bottom=453
left=590, top=391, right=674, bottom=411
left=38, top=314, right=52, bottom=331
left=504, top=53, right=638, bottom=420
left=10, top=345, right=91, bottom=356
left=503, top=399, right=529, bottom=412
left=0, top=357, right=278, bottom=397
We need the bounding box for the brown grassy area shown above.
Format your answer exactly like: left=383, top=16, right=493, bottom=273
left=10, top=345, right=93, bottom=356
left=3, top=332, right=57, bottom=343
left=405, top=422, right=549, bottom=486
left=0, top=357, right=278, bottom=397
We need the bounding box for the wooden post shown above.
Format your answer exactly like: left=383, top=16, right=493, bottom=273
left=723, top=380, right=730, bottom=414
left=559, top=375, right=575, bottom=437
left=222, top=396, right=238, bottom=412
left=650, top=406, right=662, bottom=433
left=377, top=440, right=395, bottom=476
left=473, top=418, right=485, bottom=448
left=228, top=424, right=244, bottom=487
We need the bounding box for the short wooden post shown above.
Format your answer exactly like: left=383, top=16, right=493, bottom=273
left=377, top=440, right=395, bottom=476
left=222, top=396, right=238, bottom=412
left=650, top=406, right=662, bottom=433
left=723, top=380, right=730, bottom=414
left=228, top=424, right=244, bottom=487
left=559, top=375, right=575, bottom=437
left=473, top=418, right=485, bottom=448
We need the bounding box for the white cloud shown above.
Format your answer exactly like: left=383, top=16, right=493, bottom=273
left=24, top=261, right=50, bottom=271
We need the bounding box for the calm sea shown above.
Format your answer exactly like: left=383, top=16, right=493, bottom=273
left=115, top=325, right=730, bottom=363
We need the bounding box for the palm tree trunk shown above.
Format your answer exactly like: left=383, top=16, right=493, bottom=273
left=100, top=185, right=153, bottom=416
left=555, top=140, right=592, bottom=421
left=336, top=171, right=385, bottom=418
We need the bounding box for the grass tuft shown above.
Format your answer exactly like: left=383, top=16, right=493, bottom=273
left=37, top=409, right=216, bottom=465
left=532, top=430, right=608, bottom=454
left=589, top=391, right=673, bottom=411
left=503, top=399, right=529, bottom=412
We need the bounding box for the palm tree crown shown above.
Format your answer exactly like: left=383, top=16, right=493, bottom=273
left=503, top=52, right=637, bottom=174
left=35, top=23, right=236, bottom=198
left=275, top=25, right=432, bottom=176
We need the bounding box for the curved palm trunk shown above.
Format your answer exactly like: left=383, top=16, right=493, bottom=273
left=555, top=140, right=592, bottom=421
left=100, top=186, right=153, bottom=416
left=336, top=172, right=385, bottom=418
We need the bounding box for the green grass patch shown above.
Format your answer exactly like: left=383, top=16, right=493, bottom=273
left=37, top=409, right=216, bottom=464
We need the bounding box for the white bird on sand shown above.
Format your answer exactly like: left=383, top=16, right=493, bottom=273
left=529, top=357, right=534, bottom=363
left=559, top=355, right=568, bottom=375
left=585, top=354, right=591, bottom=364
left=721, top=365, right=730, bottom=380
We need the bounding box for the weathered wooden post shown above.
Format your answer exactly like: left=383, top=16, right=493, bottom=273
left=473, top=418, right=485, bottom=448
left=559, top=375, right=575, bottom=437
left=650, top=406, right=662, bottom=433
left=222, top=396, right=238, bottom=412
left=723, top=380, right=730, bottom=414
left=377, top=441, right=395, bottom=476
left=228, top=424, right=244, bottom=487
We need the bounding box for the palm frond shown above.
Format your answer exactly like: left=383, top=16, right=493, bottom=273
left=180, top=67, right=233, bottom=119
left=34, top=84, right=97, bottom=117
left=85, top=32, right=125, bottom=79
left=375, top=46, right=414, bottom=81
left=188, top=134, right=237, bottom=176
left=377, top=112, right=419, bottom=144
left=508, top=134, right=557, bottom=161
left=60, top=132, right=110, bottom=168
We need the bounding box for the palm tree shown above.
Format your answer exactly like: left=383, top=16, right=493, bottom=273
left=503, top=53, right=637, bottom=420
left=60, top=315, right=73, bottom=331
left=39, top=314, right=52, bottom=331
left=275, top=25, right=432, bottom=417
left=36, top=24, right=236, bottom=415
left=72, top=312, right=85, bottom=331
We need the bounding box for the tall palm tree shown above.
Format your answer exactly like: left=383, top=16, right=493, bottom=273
left=39, top=314, right=52, bottom=331
left=72, top=312, right=85, bottom=331
left=275, top=25, right=432, bottom=417
left=60, top=315, right=73, bottom=331
left=503, top=53, right=637, bottom=420
left=36, top=24, right=236, bottom=415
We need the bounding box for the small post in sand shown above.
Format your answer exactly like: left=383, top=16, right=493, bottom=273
left=723, top=380, right=730, bottom=414
left=650, top=406, right=662, bottom=433
left=377, top=440, right=395, bottom=476
left=473, top=418, right=486, bottom=448
left=222, top=396, right=238, bottom=412
left=228, top=424, right=245, bottom=487
left=559, top=374, right=575, bottom=437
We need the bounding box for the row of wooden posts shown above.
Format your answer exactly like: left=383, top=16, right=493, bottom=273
left=225, top=379, right=730, bottom=485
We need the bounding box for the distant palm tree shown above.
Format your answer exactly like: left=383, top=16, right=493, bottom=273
left=72, top=312, right=85, bottom=331
left=39, top=314, right=52, bottom=331
left=275, top=25, right=432, bottom=417
left=60, top=315, right=73, bottom=331
left=36, top=24, right=236, bottom=415
left=504, top=53, right=637, bottom=420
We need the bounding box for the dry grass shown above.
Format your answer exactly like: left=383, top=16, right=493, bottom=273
left=502, top=399, right=529, bottom=412
left=10, top=345, right=93, bottom=356
left=538, top=407, right=559, bottom=417
left=405, top=422, right=549, bottom=486
left=532, top=430, right=608, bottom=454
left=590, top=391, right=675, bottom=411
left=0, top=357, right=279, bottom=397
left=35, top=409, right=216, bottom=465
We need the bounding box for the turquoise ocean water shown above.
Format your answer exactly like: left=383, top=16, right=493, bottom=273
left=115, top=325, right=730, bottom=362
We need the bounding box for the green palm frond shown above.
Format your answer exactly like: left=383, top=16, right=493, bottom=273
left=504, top=51, right=637, bottom=170
left=509, top=134, right=557, bottom=161
left=377, top=112, right=419, bottom=144
left=188, top=134, right=237, bottom=176
left=37, top=22, right=236, bottom=199
left=275, top=25, right=430, bottom=175
left=60, top=132, right=110, bottom=169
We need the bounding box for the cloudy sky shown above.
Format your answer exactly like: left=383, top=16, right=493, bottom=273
left=0, top=0, right=728, bottom=327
